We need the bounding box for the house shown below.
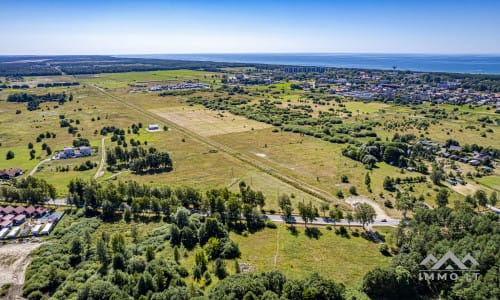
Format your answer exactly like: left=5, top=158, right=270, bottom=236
left=79, top=146, right=92, bottom=156
left=64, top=147, right=75, bottom=156
left=449, top=145, right=462, bottom=152
left=14, top=206, right=26, bottom=215
left=482, top=166, right=493, bottom=172
left=35, top=206, right=47, bottom=217
left=13, top=214, right=25, bottom=225
left=0, top=220, right=12, bottom=229
left=469, top=159, right=481, bottom=166
left=459, top=157, right=470, bottom=163
left=473, top=152, right=491, bottom=162
left=31, top=224, right=42, bottom=235
left=445, top=178, right=457, bottom=185
left=0, top=168, right=23, bottom=179
left=1, top=206, right=15, bottom=214
left=1, top=214, right=15, bottom=221
left=41, top=223, right=53, bottom=235
left=7, top=227, right=20, bottom=239
left=25, top=205, right=36, bottom=217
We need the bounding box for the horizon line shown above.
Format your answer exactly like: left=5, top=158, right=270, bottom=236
left=2, top=52, right=500, bottom=56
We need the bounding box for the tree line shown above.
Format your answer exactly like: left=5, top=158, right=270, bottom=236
left=7, top=92, right=70, bottom=110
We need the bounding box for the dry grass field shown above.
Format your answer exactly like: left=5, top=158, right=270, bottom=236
left=151, top=108, right=272, bottom=137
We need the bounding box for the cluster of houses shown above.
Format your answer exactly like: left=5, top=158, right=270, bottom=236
left=0, top=205, right=47, bottom=228
left=321, top=74, right=500, bottom=107
left=0, top=205, right=63, bottom=239
left=52, top=146, right=92, bottom=160
left=440, top=146, right=493, bottom=168
left=236, top=68, right=498, bottom=107
left=0, top=168, right=23, bottom=180
left=149, top=82, right=209, bottom=92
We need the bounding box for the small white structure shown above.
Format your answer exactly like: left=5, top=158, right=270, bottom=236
left=0, top=227, right=9, bottom=239
left=147, top=124, right=161, bottom=132
left=31, top=224, right=42, bottom=235
left=41, top=223, right=53, bottom=235
left=7, top=227, right=20, bottom=238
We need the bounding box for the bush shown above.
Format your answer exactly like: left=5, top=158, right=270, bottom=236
left=379, top=243, right=390, bottom=255
left=6, top=150, right=14, bottom=160
left=27, top=290, right=44, bottom=300
left=384, top=200, right=393, bottom=208
left=265, top=221, right=277, bottom=229
left=349, top=186, right=358, bottom=195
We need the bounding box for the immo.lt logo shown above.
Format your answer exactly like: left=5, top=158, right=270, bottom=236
left=419, top=251, right=480, bottom=281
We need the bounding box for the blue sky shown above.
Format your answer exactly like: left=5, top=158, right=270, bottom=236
left=1, top=0, right=499, bottom=54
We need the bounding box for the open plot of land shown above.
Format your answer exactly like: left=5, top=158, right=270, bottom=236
left=212, top=127, right=403, bottom=217
left=231, top=225, right=391, bottom=286
left=77, top=70, right=216, bottom=88
left=151, top=108, right=272, bottom=137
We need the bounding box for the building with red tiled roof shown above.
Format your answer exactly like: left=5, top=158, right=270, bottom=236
left=1, top=214, right=15, bottom=221
left=13, top=214, right=25, bottom=225
left=14, top=206, right=26, bottom=215
left=25, top=205, right=36, bottom=217
left=0, top=220, right=12, bottom=228
left=0, top=168, right=23, bottom=179
left=35, top=206, right=47, bottom=217
left=0, top=206, right=15, bottom=214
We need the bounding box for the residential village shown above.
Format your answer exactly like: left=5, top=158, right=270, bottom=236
left=0, top=205, right=63, bottom=240
left=225, top=68, right=500, bottom=108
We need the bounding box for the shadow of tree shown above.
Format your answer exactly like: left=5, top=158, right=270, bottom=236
left=287, top=225, right=299, bottom=236
left=305, top=227, right=322, bottom=239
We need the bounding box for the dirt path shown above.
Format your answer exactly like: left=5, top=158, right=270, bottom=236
left=94, top=137, right=107, bottom=179
left=0, top=242, right=42, bottom=300
left=28, top=158, right=51, bottom=177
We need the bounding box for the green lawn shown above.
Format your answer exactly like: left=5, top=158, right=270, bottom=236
left=476, top=175, right=500, bottom=192
left=231, top=224, right=391, bottom=287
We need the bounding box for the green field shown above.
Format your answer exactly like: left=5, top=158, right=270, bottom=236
left=231, top=224, right=392, bottom=286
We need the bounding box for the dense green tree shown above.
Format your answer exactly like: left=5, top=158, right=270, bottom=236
left=436, top=188, right=449, bottom=208
left=475, top=190, right=488, bottom=209
left=214, top=258, right=227, bottom=279
left=298, top=201, right=318, bottom=227
left=354, top=203, right=376, bottom=228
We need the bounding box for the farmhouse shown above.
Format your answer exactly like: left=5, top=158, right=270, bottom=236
left=55, top=146, right=92, bottom=159
left=0, top=168, right=23, bottom=179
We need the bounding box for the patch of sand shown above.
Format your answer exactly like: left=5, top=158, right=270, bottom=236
left=0, top=242, right=42, bottom=299
left=345, top=196, right=393, bottom=221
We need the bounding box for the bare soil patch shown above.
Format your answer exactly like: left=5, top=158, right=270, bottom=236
left=0, top=242, right=42, bottom=300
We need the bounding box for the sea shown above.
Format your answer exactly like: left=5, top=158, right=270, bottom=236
left=120, top=53, right=500, bottom=75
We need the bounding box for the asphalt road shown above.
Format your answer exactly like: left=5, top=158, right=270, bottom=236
left=264, top=214, right=400, bottom=227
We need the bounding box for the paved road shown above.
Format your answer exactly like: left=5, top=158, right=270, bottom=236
left=264, top=214, right=400, bottom=227
left=28, top=158, right=51, bottom=176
